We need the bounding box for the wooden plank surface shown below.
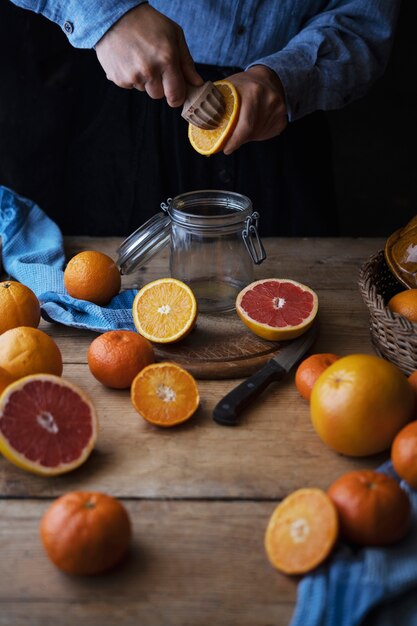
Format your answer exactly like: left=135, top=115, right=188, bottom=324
left=0, top=500, right=296, bottom=626
left=0, top=236, right=386, bottom=625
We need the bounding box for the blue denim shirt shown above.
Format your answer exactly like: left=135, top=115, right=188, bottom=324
left=10, top=0, right=400, bottom=121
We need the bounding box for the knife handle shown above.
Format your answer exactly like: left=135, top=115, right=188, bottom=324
left=213, top=359, right=287, bottom=427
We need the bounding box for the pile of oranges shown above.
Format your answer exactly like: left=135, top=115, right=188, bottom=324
left=3, top=246, right=417, bottom=580
left=264, top=349, right=417, bottom=576
left=0, top=253, right=203, bottom=574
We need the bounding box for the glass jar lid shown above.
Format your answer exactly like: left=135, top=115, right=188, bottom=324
left=116, top=211, right=171, bottom=275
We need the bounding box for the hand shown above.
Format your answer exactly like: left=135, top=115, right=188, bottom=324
left=95, top=4, right=203, bottom=107
left=223, top=65, right=288, bottom=154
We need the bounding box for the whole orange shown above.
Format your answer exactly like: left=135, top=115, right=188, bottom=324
left=310, top=354, right=414, bottom=456
left=408, top=371, right=417, bottom=412
left=295, top=353, right=340, bottom=400
left=391, top=421, right=417, bottom=488
left=0, top=366, right=16, bottom=395
left=0, top=280, right=40, bottom=334
left=328, top=469, right=411, bottom=546
left=88, top=330, right=155, bottom=389
left=40, top=492, right=131, bottom=575
left=64, top=251, right=121, bottom=306
left=0, top=327, right=63, bottom=379
left=387, top=289, right=417, bottom=323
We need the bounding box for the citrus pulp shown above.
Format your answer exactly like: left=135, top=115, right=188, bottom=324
left=132, top=278, right=197, bottom=343
left=188, top=80, right=240, bottom=156
left=131, top=362, right=199, bottom=427
left=0, top=374, right=98, bottom=475
left=264, top=488, right=338, bottom=575
left=236, top=278, right=318, bottom=341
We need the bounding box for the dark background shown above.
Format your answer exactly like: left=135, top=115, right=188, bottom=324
left=0, top=0, right=415, bottom=237
left=326, top=0, right=416, bottom=236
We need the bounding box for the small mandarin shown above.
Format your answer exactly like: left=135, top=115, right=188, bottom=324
left=328, top=470, right=411, bottom=546
left=64, top=251, right=121, bottom=306
left=88, top=330, right=155, bottom=389
left=391, top=421, right=417, bottom=489
left=40, top=492, right=131, bottom=575
left=295, top=353, right=340, bottom=400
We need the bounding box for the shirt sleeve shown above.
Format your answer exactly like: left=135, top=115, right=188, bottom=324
left=247, top=0, right=401, bottom=121
left=9, top=0, right=147, bottom=48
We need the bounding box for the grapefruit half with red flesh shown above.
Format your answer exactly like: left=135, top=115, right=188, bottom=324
left=236, top=279, right=318, bottom=341
left=0, top=374, right=98, bottom=476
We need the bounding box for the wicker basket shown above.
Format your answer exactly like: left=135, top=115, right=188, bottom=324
left=358, top=249, right=417, bottom=375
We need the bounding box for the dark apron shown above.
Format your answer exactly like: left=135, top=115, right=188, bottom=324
left=0, top=0, right=338, bottom=237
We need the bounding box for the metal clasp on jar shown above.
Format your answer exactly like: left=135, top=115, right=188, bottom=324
left=242, top=212, right=267, bottom=265
left=160, top=199, right=172, bottom=214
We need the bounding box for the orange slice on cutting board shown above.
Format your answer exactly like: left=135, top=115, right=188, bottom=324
left=131, top=362, right=199, bottom=427
left=236, top=278, right=318, bottom=341
left=188, top=80, right=240, bottom=156
left=132, top=278, right=197, bottom=344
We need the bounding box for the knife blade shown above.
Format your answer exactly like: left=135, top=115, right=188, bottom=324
left=212, top=323, right=319, bottom=426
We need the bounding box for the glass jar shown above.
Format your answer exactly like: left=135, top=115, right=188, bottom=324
left=117, top=190, right=266, bottom=313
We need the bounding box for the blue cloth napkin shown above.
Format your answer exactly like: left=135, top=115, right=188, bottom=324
left=290, top=461, right=417, bottom=626
left=0, top=186, right=137, bottom=332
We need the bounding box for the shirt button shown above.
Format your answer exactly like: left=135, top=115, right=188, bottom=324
left=64, top=21, right=74, bottom=34
left=236, top=25, right=246, bottom=35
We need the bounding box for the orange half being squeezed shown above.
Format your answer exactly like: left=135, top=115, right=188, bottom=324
left=188, top=80, right=240, bottom=156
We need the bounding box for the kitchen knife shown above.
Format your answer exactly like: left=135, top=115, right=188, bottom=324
left=212, top=324, right=319, bottom=426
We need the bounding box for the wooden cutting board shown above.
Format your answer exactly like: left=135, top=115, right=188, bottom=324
left=154, top=311, right=283, bottom=379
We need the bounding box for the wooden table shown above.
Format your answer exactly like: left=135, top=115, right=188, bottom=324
left=0, top=237, right=387, bottom=626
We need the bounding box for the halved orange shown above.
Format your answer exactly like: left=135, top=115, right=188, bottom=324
left=265, top=488, right=338, bottom=575
left=236, top=278, right=318, bottom=341
left=0, top=374, right=98, bottom=476
left=131, top=362, right=199, bottom=427
left=188, top=80, right=240, bottom=156
left=132, top=278, right=197, bottom=344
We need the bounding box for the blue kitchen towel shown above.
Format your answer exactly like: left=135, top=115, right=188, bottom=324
left=290, top=461, right=417, bottom=626
left=0, top=185, right=137, bottom=332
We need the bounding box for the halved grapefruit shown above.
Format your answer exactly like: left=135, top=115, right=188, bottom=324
left=0, top=374, right=98, bottom=476
left=236, top=279, right=318, bottom=341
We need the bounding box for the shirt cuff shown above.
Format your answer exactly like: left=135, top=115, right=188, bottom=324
left=247, top=47, right=340, bottom=123
left=44, top=0, right=147, bottom=49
